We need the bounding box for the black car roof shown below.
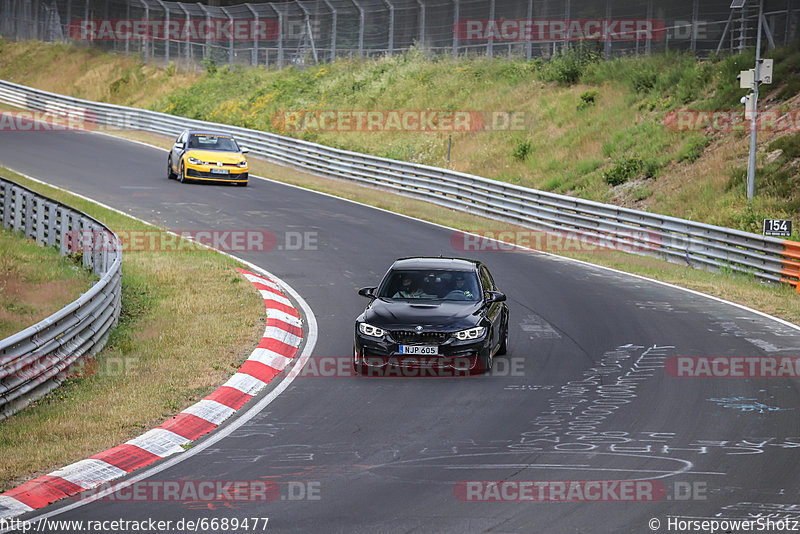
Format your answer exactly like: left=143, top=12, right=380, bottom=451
left=390, top=257, right=480, bottom=271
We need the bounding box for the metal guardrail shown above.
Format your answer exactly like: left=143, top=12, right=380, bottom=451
left=0, top=177, right=122, bottom=421
left=0, top=78, right=798, bottom=290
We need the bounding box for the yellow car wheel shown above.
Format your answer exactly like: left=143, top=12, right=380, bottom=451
left=167, top=156, right=176, bottom=180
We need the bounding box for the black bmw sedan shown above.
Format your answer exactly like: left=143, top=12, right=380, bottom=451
left=353, top=257, right=509, bottom=376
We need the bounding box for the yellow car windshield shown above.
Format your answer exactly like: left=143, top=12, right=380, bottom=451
left=188, top=135, right=239, bottom=152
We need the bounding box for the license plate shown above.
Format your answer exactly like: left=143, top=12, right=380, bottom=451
left=399, top=345, right=438, bottom=355
left=210, top=168, right=229, bottom=174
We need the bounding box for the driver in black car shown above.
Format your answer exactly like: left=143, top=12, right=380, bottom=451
left=451, top=274, right=475, bottom=300
left=393, top=274, right=423, bottom=298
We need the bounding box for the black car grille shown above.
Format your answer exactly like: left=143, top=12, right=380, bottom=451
left=390, top=331, right=450, bottom=344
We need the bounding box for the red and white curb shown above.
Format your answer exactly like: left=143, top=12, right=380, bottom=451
left=0, top=268, right=303, bottom=519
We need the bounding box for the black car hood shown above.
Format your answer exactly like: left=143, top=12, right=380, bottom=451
left=363, top=298, right=483, bottom=330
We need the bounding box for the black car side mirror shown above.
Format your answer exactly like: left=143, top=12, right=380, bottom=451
left=485, top=291, right=506, bottom=304
left=358, top=287, right=377, bottom=299
left=174, top=142, right=184, bottom=149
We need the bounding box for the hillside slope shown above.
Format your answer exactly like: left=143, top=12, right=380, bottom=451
left=1, top=39, right=798, bottom=235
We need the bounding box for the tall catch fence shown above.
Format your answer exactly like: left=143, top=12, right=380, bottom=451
left=1, top=0, right=797, bottom=68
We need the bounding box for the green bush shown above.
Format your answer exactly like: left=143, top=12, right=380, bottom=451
left=768, top=132, right=800, bottom=159
left=512, top=139, right=533, bottom=161
left=578, top=89, right=599, bottom=110
left=201, top=57, right=218, bottom=75
left=536, top=45, right=601, bottom=86
left=603, top=157, right=645, bottom=186
left=678, top=135, right=711, bottom=163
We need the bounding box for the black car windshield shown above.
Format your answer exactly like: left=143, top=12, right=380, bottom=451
left=188, top=135, right=239, bottom=152
left=377, top=270, right=481, bottom=301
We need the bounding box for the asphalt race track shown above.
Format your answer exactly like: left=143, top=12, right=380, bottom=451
left=2, top=128, right=800, bottom=533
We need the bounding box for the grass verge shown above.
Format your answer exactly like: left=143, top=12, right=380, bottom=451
left=0, top=166, right=265, bottom=491
left=0, top=227, right=96, bottom=339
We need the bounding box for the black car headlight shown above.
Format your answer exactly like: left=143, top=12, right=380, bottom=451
left=454, top=326, right=485, bottom=341
left=237, top=160, right=248, bottom=168
left=187, top=156, right=209, bottom=165
left=359, top=323, right=385, bottom=338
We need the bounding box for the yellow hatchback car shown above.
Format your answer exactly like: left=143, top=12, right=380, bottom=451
left=167, top=129, right=250, bottom=186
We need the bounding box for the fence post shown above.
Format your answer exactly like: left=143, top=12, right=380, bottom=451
left=139, top=0, right=149, bottom=64
left=245, top=3, right=258, bottom=66
left=125, top=1, right=130, bottom=54
left=295, top=1, right=318, bottom=63
left=155, top=0, right=169, bottom=65
left=32, top=0, right=38, bottom=40
left=452, top=0, right=459, bottom=58
left=383, top=0, right=394, bottom=56
left=222, top=7, right=233, bottom=69
left=350, top=0, right=364, bottom=59
left=691, top=0, right=698, bottom=53
left=486, top=0, right=494, bottom=57
left=65, top=0, right=70, bottom=41
left=197, top=3, right=211, bottom=65
left=323, top=0, right=336, bottom=61
left=178, top=3, right=190, bottom=70
left=278, top=8, right=284, bottom=67
left=415, top=0, right=425, bottom=48
left=646, top=0, right=652, bottom=55
left=604, top=0, right=612, bottom=58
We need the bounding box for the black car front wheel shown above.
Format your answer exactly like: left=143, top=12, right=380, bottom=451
left=497, top=311, right=509, bottom=356
left=353, top=345, right=363, bottom=376
left=178, top=161, right=187, bottom=183
left=479, top=346, right=494, bottom=375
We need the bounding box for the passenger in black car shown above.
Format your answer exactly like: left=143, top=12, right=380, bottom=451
left=393, top=274, right=423, bottom=298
